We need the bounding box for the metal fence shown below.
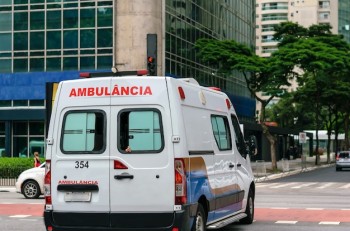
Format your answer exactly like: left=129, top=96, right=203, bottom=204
left=0, top=166, right=29, bottom=186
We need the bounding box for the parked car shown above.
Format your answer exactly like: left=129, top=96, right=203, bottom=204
left=336, top=151, right=350, bottom=171
left=15, top=162, right=45, bottom=199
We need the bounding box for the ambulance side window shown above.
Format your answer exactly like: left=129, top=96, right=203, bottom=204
left=211, top=115, right=232, bottom=151
left=61, top=111, right=105, bottom=153
left=118, top=109, right=164, bottom=153
left=231, top=115, right=246, bottom=157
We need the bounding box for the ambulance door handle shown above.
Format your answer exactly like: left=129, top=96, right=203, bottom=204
left=115, top=173, right=134, bottom=180
left=229, top=163, right=235, bottom=168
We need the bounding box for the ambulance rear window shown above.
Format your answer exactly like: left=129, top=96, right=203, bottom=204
left=61, top=111, right=105, bottom=153
left=118, top=109, right=164, bottom=153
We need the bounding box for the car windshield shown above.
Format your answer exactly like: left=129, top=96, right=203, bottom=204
left=339, top=153, right=349, bottom=158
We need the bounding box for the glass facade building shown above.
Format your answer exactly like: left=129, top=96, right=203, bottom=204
left=0, top=0, right=256, bottom=157
left=0, top=0, right=113, bottom=158
left=165, top=0, right=256, bottom=117
left=338, top=0, right=350, bottom=43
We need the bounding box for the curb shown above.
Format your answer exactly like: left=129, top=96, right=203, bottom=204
left=254, top=163, right=334, bottom=182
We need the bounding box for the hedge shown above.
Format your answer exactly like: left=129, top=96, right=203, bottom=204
left=0, top=157, right=45, bottom=178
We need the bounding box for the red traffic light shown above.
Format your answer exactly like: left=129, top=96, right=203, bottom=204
left=147, top=56, right=154, bottom=63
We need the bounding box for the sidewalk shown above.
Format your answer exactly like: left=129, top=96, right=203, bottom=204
left=252, top=154, right=335, bottom=182
left=0, top=186, right=16, bottom=193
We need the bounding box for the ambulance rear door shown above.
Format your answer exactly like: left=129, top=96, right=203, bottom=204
left=50, top=79, right=111, bottom=228
left=108, top=77, right=174, bottom=227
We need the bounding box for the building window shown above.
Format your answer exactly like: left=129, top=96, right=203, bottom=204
left=0, top=122, right=5, bottom=157
left=13, top=121, right=45, bottom=158
left=319, top=12, right=330, bottom=20
left=0, top=0, right=114, bottom=73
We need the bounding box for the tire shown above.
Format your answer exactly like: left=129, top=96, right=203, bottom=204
left=22, top=180, right=41, bottom=199
left=191, top=203, right=207, bottom=231
left=240, top=189, right=254, bottom=224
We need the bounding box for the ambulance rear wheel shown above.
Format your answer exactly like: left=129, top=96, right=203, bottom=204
left=240, top=189, right=254, bottom=224
left=191, top=203, right=206, bottom=231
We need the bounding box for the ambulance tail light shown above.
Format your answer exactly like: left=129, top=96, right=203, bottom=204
left=44, top=160, right=52, bottom=206
left=174, top=158, right=187, bottom=205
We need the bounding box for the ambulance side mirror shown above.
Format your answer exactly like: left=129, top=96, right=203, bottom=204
left=247, top=135, right=258, bottom=156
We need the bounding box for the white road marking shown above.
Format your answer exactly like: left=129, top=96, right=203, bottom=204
left=256, top=183, right=279, bottom=188
left=306, top=208, right=324, bottom=210
left=9, top=215, right=31, bottom=218
left=319, top=222, right=340, bottom=225
left=339, top=183, right=350, bottom=189
left=317, top=183, right=334, bottom=189
left=275, top=221, right=298, bottom=224
left=291, top=182, right=317, bottom=189
left=270, top=183, right=297, bottom=188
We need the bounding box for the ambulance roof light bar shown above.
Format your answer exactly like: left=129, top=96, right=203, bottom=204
left=80, top=70, right=149, bottom=78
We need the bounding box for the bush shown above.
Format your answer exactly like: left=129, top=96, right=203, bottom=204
left=0, top=157, right=45, bottom=178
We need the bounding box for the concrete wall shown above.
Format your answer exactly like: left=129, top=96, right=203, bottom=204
left=114, top=0, right=164, bottom=74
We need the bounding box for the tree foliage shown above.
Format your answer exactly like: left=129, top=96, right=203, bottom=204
left=195, top=21, right=350, bottom=168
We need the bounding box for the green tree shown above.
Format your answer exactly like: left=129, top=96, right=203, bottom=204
left=272, top=23, right=350, bottom=164
left=195, top=39, right=294, bottom=171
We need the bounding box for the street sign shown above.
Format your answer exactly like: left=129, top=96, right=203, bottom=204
left=299, top=132, right=307, bottom=143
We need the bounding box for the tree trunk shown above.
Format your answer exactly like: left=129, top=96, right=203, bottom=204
left=261, top=123, right=278, bottom=171
left=345, top=112, right=350, bottom=150
left=326, top=132, right=331, bottom=164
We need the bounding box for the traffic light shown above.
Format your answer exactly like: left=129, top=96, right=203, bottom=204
left=147, top=56, right=156, bottom=76
left=147, top=34, right=157, bottom=76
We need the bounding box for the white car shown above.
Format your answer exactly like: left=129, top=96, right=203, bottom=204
left=15, top=162, right=45, bottom=199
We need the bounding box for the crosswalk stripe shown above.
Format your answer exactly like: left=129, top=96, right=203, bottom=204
left=317, top=183, right=334, bottom=189
left=339, top=183, right=350, bottom=189
left=257, top=182, right=350, bottom=189
left=270, top=182, right=297, bottom=188
left=291, top=182, right=317, bottom=189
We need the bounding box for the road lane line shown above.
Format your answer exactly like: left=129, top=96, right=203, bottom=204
left=306, top=208, right=324, bottom=210
left=319, top=222, right=340, bottom=225
left=275, top=221, right=298, bottom=224
left=9, top=215, right=31, bottom=218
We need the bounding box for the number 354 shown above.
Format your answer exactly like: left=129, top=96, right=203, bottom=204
left=75, top=161, right=89, bottom=169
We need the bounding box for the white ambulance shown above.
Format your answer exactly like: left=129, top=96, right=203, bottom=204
left=44, top=71, right=256, bottom=231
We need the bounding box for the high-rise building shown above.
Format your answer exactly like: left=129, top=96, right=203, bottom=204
left=255, top=0, right=341, bottom=114
left=0, top=0, right=256, bottom=158
left=338, top=0, right=350, bottom=43
left=256, top=0, right=338, bottom=58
